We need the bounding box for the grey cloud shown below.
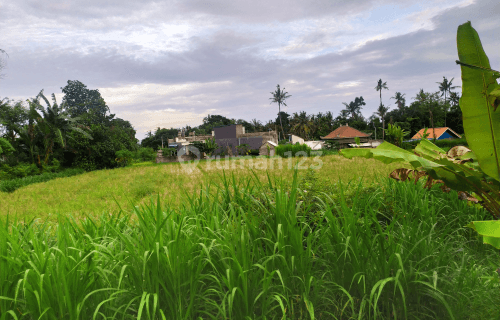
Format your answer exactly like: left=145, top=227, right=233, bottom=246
left=0, top=0, right=499, bottom=142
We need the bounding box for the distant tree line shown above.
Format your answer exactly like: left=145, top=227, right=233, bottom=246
left=144, top=77, right=463, bottom=149
left=0, top=75, right=463, bottom=174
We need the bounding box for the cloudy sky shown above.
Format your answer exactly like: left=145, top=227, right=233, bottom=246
left=0, top=0, right=498, bottom=142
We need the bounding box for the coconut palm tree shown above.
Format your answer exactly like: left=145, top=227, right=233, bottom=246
left=269, top=84, right=291, bottom=141
left=250, top=118, right=263, bottom=132
left=375, top=103, right=390, bottom=140
left=414, top=88, right=427, bottom=104
left=342, top=96, right=365, bottom=121
left=436, top=76, right=460, bottom=126
left=390, top=92, right=406, bottom=115
left=290, top=111, right=311, bottom=140
left=449, top=91, right=460, bottom=108
left=375, top=79, right=389, bottom=105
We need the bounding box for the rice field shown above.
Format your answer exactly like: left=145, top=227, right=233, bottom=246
left=1, top=154, right=499, bottom=319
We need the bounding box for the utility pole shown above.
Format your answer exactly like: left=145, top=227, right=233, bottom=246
left=373, top=122, right=377, bottom=140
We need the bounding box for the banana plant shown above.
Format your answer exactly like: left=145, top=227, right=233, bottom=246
left=385, top=123, right=410, bottom=147
left=340, top=21, right=500, bottom=248
left=26, top=90, right=93, bottom=168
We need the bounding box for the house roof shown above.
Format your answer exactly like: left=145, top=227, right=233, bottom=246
left=410, top=127, right=462, bottom=140
left=321, top=125, right=371, bottom=139
left=262, top=141, right=277, bottom=147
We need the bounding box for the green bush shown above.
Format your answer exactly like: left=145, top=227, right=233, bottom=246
left=433, top=138, right=468, bottom=149
left=248, top=149, right=260, bottom=156
left=403, top=138, right=468, bottom=151
left=275, top=143, right=312, bottom=157
left=0, top=167, right=85, bottom=193
left=160, top=147, right=177, bottom=157
left=134, top=147, right=156, bottom=162
left=323, top=140, right=340, bottom=150
left=115, top=149, right=135, bottom=167
left=0, top=162, right=41, bottom=180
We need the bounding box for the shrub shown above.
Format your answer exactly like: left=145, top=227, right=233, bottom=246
left=115, top=149, right=135, bottom=167
left=236, top=143, right=251, bottom=156
left=161, top=147, right=177, bottom=157
left=403, top=138, right=468, bottom=151
left=0, top=167, right=85, bottom=193
left=248, top=149, right=260, bottom=156
left=135, top=147, right=156, bottom=162
left=323, top=140, right=339, bottom=150
left=275, top=143, right=312, bottom=157
left=0, top=162, right=41, bottom=180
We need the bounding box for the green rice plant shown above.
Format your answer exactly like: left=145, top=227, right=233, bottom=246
left=1, top=166, right=499, bottom=319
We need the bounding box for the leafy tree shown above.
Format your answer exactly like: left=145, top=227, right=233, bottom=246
left=141, top=127, right=178, bottom=150
left=436, top=76, right=461, bottom=126
left=412, top=90, right=444, bottom=142
left=263, top=120, right=276, bottom=132
left=312, top=111, right=334, bottom=139
left=269, top=84, right=291, bottom=140
left=60, top=80, right=113, bottom=125
left=235, top=119, right=253, bottom=133
left=375, top=79, right=389, bottom=105
left=0, top=98, right=29, bottom=144
left=0, top=137, right=15, bottom=161
left=250, top=118, right=263, bottom=132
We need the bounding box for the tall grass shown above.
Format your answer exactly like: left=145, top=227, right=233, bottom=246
left=1, top=169, right=498, bottom=319
left=0, top=155, right=412, bottom=223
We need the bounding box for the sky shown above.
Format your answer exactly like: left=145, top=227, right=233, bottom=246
left=0, top=0, right=498, bottom=142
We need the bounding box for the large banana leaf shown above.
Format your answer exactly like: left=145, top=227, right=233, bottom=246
left=340, top=140, right=500, bottom=206
left=457, top=21, right=500, bottom=181
left=466, top=221, right=500, bottom=249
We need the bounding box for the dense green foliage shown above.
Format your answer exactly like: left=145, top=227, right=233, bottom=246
left=0, top=167, right=85, bottom=193
left=0, top=171, right=498, bottom=319
left=402, top=137, right=468, bottom=150
left=190, top=138, right=219, bottom=157
left=0, top=80, right=140, bottom=176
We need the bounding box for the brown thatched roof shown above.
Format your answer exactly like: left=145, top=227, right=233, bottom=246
left=321, top=125, right=371, bottom=140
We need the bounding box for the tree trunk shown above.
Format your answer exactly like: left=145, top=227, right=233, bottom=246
left=444, top=93, right=447, bottom=127
left=430, top=110, right=435, bottom=142
left=382, top=119, right=385, bottom=140
left=278, top=103, right=285, bottom=142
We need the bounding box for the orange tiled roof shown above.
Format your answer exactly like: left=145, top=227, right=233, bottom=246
left=411, top=127, right=462, bottom=140
left=321, top=125, right=371, bottom=139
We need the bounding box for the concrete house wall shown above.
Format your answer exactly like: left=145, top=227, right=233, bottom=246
left=213, top=124, right=278, bottom=156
